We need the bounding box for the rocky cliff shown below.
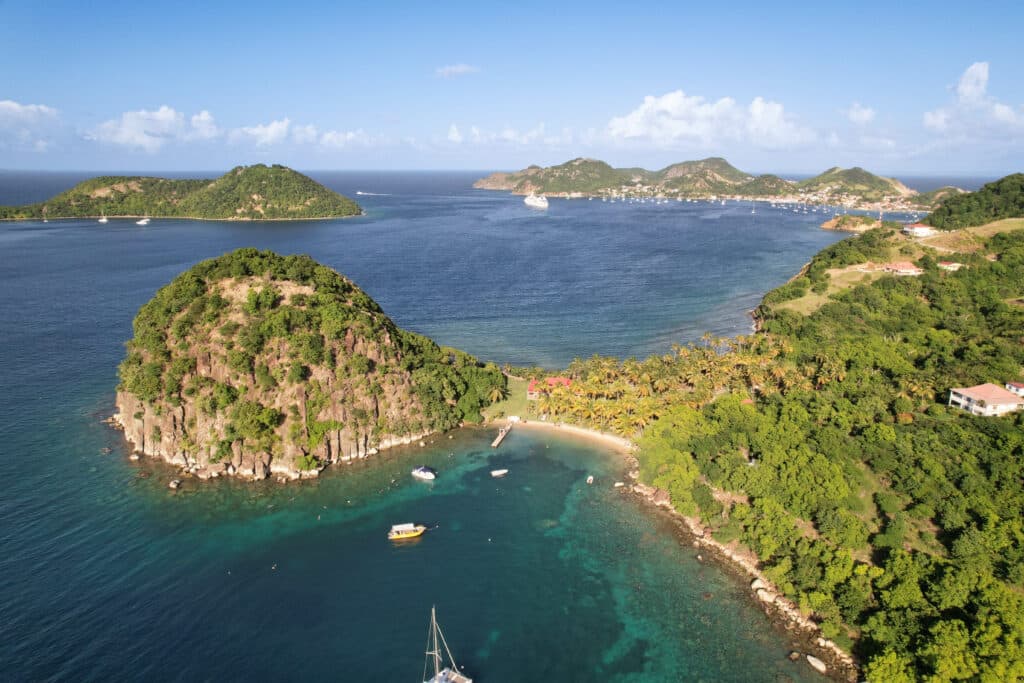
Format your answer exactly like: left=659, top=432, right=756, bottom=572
left=113, top=248, right=505, bottom=481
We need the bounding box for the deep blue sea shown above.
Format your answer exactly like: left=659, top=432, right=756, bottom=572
left=0, top=170, right=959, bottom=681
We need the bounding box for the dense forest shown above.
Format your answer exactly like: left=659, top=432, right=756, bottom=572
left=926, top=173, right=1024, bottom=229
left=529, top=221, right=1024, bottom=679
left=117, top=248, right=504, bottom=476
left=0, top=164, right=362, bottom=220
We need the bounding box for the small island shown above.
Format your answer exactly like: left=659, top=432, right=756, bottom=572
left=113, top=248, right=505, bottom=480
left=0, top=164, right=362, bottom=221
left=474, top=157, right=965, bottom=212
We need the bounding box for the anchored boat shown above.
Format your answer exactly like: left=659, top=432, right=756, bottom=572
left=412, top=466, right=437, bottom=481
left=388, top=523, right=427, bottom=540
left=423, top=606, right=472, bottom=683
left=523, top=194, right=548, bottom=210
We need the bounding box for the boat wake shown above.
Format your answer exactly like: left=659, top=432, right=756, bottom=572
left=355, top=191, right=391, bottom=196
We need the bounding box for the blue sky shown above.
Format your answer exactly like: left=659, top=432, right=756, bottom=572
left=1, top=0, right=1022, bottom=175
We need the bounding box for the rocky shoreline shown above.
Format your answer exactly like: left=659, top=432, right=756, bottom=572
left=628, top=474, right=859, bottom=681
left=107, top=407, right=437, bottom=483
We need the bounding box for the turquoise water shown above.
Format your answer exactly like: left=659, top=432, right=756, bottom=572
left=0, top=173, right=838, bottom=680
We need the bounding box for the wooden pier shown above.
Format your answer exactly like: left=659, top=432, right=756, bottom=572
left=491, top=424, right=511, bottom=448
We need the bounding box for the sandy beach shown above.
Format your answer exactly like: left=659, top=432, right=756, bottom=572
left=502, top=418, right=635, bottom=454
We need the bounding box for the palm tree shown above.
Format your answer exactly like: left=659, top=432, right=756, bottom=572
left=488, top=385, right=508, bottom=404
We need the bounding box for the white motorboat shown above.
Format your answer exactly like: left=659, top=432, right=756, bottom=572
left=98, top=214, right=108, bottom=224
left=412, top=466, right=437, bottom=481
left=490, top=469, right=509, bottom=478
left=523, top=194, right=549, bottom=210
left=135, top=217, right=150, bottom=226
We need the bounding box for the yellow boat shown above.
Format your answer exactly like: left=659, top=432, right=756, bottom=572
left=388, top=523, right=427, bottom=540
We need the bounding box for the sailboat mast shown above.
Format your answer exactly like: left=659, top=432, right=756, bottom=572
left=430, top=606, right=441, bottom=678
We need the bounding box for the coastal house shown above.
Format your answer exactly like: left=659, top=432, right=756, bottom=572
left=948, top=383, right=1024, bottom=416
left=1007, top=382, right=1024, bottom=397
left=903, top=223, right=936, bottom=237
left=938, top=261, right=964, bottom=272
left=527, top=376, right=572, bottom=400
left=883, top=261, right=924, bottom=276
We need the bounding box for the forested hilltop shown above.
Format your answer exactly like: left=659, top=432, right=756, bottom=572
left=474, top=157, right=959, bottom=210
left=515, top=190, right=1024, bottom=678
left=926, top=173, right=1024, bottom=229
left=0, top=164, right=362, bottom=220
left=114, top=249, right=505, bottom=480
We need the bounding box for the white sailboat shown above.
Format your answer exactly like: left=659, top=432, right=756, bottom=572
left=423, top=607, right=472, bottom=683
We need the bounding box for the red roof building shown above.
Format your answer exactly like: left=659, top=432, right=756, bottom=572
left=949, top=383, right=1024, bottom=416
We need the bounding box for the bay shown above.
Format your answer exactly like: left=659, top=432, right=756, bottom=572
left=0, top=171, right=868, bottom=681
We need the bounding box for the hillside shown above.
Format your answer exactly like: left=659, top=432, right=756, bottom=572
left=474, top=158, right=943, bottom=208
left=113, top=248, right=504, bottom=480
left=925, top=173, right=1024, bottom=229
left=796, top=166, right=914, bottom=203
left=0, top=164, right=362, bottom=220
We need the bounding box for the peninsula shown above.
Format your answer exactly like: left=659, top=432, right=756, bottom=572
left=474, top=157, right=964, bottom=212
left=113, top=248, right=505, bottom=480
left=496, top=175, right=1024, bottom=680
left=0, top=164, right=362, bottom=221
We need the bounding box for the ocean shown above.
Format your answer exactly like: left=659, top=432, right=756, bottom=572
left=0, top=170, right=907, bottom=680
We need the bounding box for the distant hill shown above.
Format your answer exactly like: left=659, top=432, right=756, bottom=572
left=925, top=173, right=1024, bottom=229
left=796, top=166, right=914, bottom=203
left=0, top=164, right=362, bottom=220
left=474, top=158, right=943, bottom=208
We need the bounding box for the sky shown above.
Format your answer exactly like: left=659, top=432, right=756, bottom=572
left=1, top=0, right=1022, bottom=176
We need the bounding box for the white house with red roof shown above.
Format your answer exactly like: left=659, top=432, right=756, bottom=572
left=948, top=383, right=1024, bottom=416
left=1007, top=382, right=1024, bottom=398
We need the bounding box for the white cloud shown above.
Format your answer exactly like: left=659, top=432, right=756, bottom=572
left=435, top=63, right=480, bottom=78
left=924, top=62, right=1022, bottom=135
left=956, top=62, right=988, bottom=104
left=0, top=99, right=59, bottom=151
left=923, top=109, right=949, bottom=132
left=0, top=99, right=58, bottom=124
left=448, top=122, right=572, bottom=147
left=291, top=123, right=319, bottom=144
left=607, top=89, right=814, bottom=148
left=88, top=105, right=185, bottom=152
left=188, top=110, right=219, bottom=140
left=319, top=129, right=370, bottom=148
left=229, top=117, right=291, bottom=146
left=88, top=106, right=222, bottom=151
left=845, top=102, right=875, bottom=125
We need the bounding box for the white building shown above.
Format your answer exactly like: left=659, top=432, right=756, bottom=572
left=949, top=383, right=1024, bottom=416
left=1007, top=382, right=1024, bottom=398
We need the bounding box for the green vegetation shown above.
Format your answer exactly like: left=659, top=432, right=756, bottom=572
left=540, top=224, right=1024, bottom=679
left=474, top=158, right=942, bottom=207
left=797, top=166, right=909, bottom=203
left=926, top=173, right=1024, bottom=230
left=913, top=185, right=966, bottom=210
left=117, top=248, right=504, bottom=472
left=0, top=164, right=361, bottom=220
